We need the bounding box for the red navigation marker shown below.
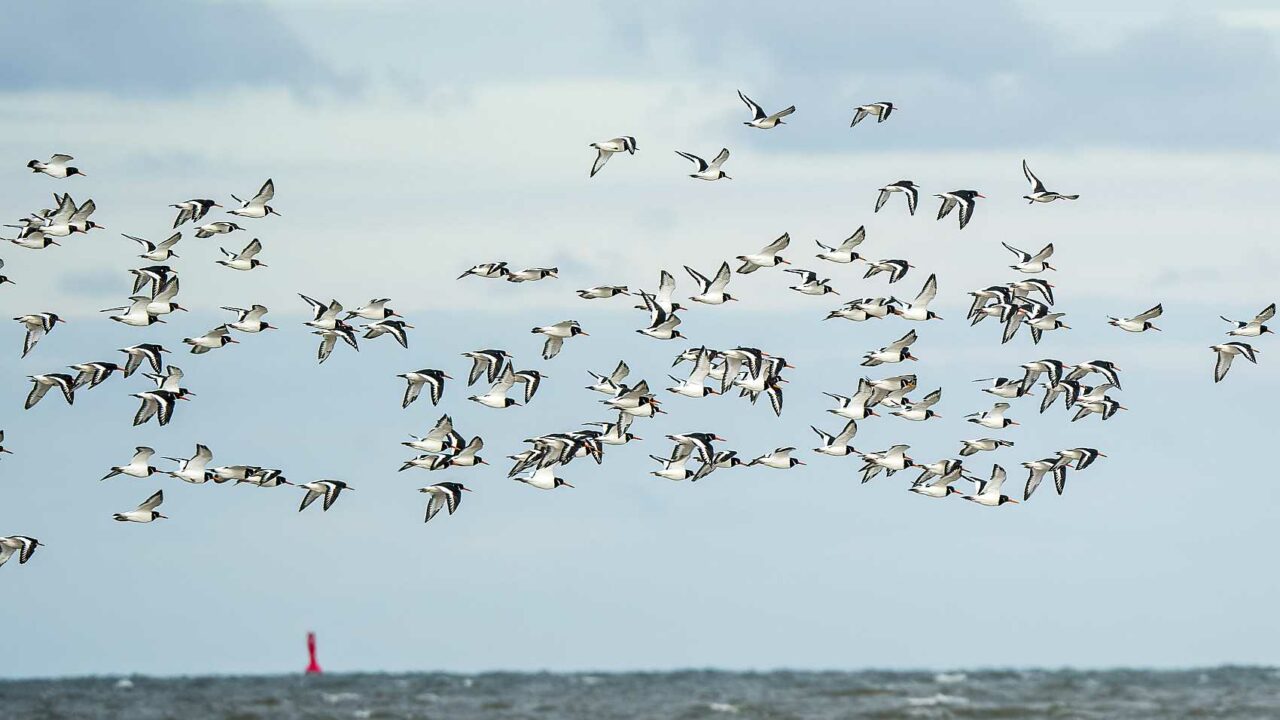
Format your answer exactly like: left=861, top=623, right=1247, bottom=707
left=305, top=631, right=322, bottom=674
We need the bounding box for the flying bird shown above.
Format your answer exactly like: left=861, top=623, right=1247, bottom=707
left=875, top=181, right=918, bottom=215
left=850, top=102, right=895, bottom=126
left=229, top=179, right=280, bottom=218
left=675, top=148, right=731, bottom=181
left=738, top=90, right=795, bottom=129
left=1211, top=341, right=1260, bottom=383
left=1108, top=304, right=1163, bottom=333
left=28, top=154, right=85, bottom=178
left=114, top=490, right=167, bottom=523
left=935, top=190, right=983, bottom=230
left=589, top=137, right=637, bottom=178
left=1022, top=160, right=1079, bottom=203
left=421, top=482, right=471, bottom=523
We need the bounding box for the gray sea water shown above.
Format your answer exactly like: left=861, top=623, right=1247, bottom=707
left=3, top=668, right=1278, bottom=719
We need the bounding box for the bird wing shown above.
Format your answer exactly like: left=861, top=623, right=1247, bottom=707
left=249, top=178, right=275, bottom=206
left=1134, top=303, right=1163, bottom=322
left=321, top=482, right=343, bottom=510
left=683, top=265, right=711, bottom=292
left=987, top=465, right=1007, bottom=495
left=590, top=148, right=610, bottom=177
left=402, top=376, right=424, bottom=407
left=738, top=90, right=766, bottom=120
left=850, top=107, right=869, bottom=126
left=542, top=336, right=564, bottom=360
left=887, top=330, right=917, bottom=352
left=708, top=148, right=730, bottom=170
left=837, top=226, right=866, bottom=252
left=1255, top=303, right=1276, bottom=324
left=316, top=332, right=337, bottom=363
left=609, top=360, right=630, bottom=384
left=299, top=488, right=322, bottom=512
left=1214, top=348, right=1235, bottom=382
left=874, top=189, right=890, bottom=212
left=1030, top=243, right=1054, bottom=264
left=912, top=274, right=937, bottom=308
left=1002, top=241, right=1029, bottom=262
left=760, top=232, right=790, bottom=255
left=238, top=238, right=263, bottom=260
left=675, top=150, right=708, bottom=172
left=137, top=490, right=164, bottom=512
left=936, top=195, right=957, bottom=220
left=424, top=489, right=447, bottom=522
left=1022, top=159, right=1046, bottom=193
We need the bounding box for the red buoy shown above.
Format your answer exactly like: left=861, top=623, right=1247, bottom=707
left=305, top=632, right=322, bottom=674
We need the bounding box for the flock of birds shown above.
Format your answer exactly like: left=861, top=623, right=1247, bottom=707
left=0, top=93, right=1274, bottom=571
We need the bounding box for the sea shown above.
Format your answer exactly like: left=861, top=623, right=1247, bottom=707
left=2, top=668, right=1277, bottom=719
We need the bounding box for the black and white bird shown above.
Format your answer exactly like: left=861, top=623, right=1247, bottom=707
left=1003, top=242, right=1055, bottom=273
left=587, top=360, right=630, bottom=395
left=666, top=348, right=716, bottom=398
left=750, top=447, right=804, bottom=469
left=114, top=490, right=167, bottom=523
left=675, top=148, right=731, bottom=181
left=0, top=536, right=42, bottom=568
left=184, top=325, right=238, bottom=354
left=0, top=430, right=9, bottom=457
left=24, top=374, right=75, bottom=409
left=1022, top=160, right=1079, bottom=203
left=102, top=447, right=158, bottom=481
left=170, top=199, right=219, bottom=228
left=512, top=370, right=547, bottom=404
left=637, top=293, right=684, bottom=340
left=857, top=444, right=914, bottom=482
left=463, top=349, right=511, bottom=385
left=28, top=154, right=85, bottom=178
left=131, top=389, right=190, bottom=426
left=69, top=361, right=119, bottom=389
left=421, top=482, right=471, bottom=523
left=786, top=268, right=838, bottom=296
left=165, top=444, right=214, bottom=484
left=403, top=415, right=464, bottom=454
left=738, top=90, right=795, bottom=129
left=815, top=226, right=868, bottom=263
left=850, top=102, right=895, bottom=126
left=298, top=480, right=353, bottom=512
left=736, top=233, right=790, bottom=273
left=531, top=320, right=588, bottom=359
left=1108, top=304, right=1162, bottom=333
left=469, top=366, right=520, bottom=408
left=363, top=319, right=414, bottom=348
left=685, top=262, right=736, bottom=304
left=457, top=262, right=510, bottom=280
left=399, top=369, right=450, bottom=408
left=589, top=137, right=637, bottom=177
left=119, top=344, right=168, bottom=377
left=960, top=438, right=1014, bottom=457
left=506, top=267, right=558, bottom=283
left=222, top=305, right=275, bottom=333
left=577, top=285, right=629, bottom=299
left=1221, top=304, right=1275, bottom=337
left=875, top=181, right=918, bottom=215
left=887, top=275, right=940, bottom=322
left=1071, top=397, right=1126, bottom=422
left=935, top=190, right=984, bottom=229
left=1021, top=458, right=1061, bottom=500
left=217, top=238, right=267, bottom=271
left=346, top=298, right=400, bottom=321
left=15, top=312, right=65, bottom=357
left=962, top=465, right=1019, bottom=506
left=1211, top=341, right=1260, bottom=383
left=966, top=402, right=1018, bottom=429
left=812, top=421, right=858, bottom=456
left=313, top=323, right=359, bottom=364
left=229, top=179, right=280, bottom=218
left=125, top=232, right=182, bottom=262
left=862, top=330, right=918, bottom=366
left=893, top=388, right=942, bottom=421
left=193, top=221, right=243, bottom=239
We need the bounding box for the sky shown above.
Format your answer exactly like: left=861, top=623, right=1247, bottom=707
left=2, top=1, right=1280, bottom=678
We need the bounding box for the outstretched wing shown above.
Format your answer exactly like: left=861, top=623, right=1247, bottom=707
left=1022, top=159, right=1046, bottom=193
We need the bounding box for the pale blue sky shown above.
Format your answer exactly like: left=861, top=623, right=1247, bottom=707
left=2, top=1, right=1279, bottom=678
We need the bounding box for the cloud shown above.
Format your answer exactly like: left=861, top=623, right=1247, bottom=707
left=0, top=1, right=343, bottom=95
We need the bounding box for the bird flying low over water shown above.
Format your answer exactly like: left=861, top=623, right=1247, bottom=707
left=1022, top=159, right=1079, bottom=203
left=738, top=90, right=795, bottom=129
left=675, top=148, right=731, bottom=181
left=589, top=137, right=637, bottom=177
